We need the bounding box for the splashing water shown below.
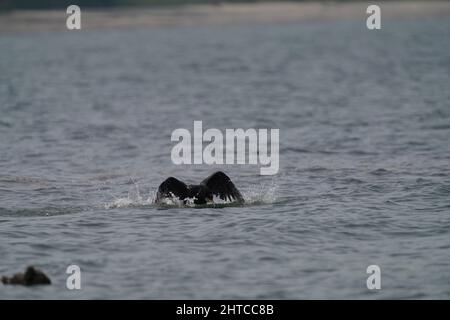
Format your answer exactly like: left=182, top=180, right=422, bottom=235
left=241, top=180, right=279, bottom=204
left=103, top=183, right=155, bottom=209
left=104, top=181, right=278, bottom=209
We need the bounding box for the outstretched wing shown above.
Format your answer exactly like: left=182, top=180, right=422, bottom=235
left=201, top=171, right=244, bottom=203
left=156, top=177, right=189, bottom=203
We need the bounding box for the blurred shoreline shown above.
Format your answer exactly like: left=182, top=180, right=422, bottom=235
left=1, top=1, right=450, bottom=33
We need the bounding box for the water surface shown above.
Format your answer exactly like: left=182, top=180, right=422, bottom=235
left=1, top=19, right=450, bottom=299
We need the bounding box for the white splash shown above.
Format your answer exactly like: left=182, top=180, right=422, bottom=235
left=103, top=183, right=154, bottom=209
left=241, top=180, right=278, bottom=204
left=155, top=192, right=195, bottom=207
left=104, top=180, right=278, bottom=209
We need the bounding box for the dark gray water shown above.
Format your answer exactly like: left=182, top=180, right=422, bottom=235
left=1, top=19, right=450, bottom=299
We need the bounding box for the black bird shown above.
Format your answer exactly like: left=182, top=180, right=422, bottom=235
left=155, top=171, right=244, bottom=205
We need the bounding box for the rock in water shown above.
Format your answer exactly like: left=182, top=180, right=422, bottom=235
left=1, top=266, right=51, bottom=286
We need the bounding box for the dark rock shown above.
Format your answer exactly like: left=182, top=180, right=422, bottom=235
left=1, top=266, right=51, bottom=286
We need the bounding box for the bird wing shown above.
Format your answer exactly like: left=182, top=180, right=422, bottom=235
left=156, top=177, right=189, bottom=202
left=200, top=171, right=244, bottom=203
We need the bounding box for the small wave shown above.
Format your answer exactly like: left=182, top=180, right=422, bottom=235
left=422, top=124, right=450, bottom=130
left=0, top=206, right=85, bottom=217
left=370, top=168, right=392, bottom=176
left=0, top=175, right=52, bottom=185
left=0, top=119, right=12, bottom=128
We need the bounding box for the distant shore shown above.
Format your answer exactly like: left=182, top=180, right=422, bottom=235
left=1, top=1, right=450, bottom=33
